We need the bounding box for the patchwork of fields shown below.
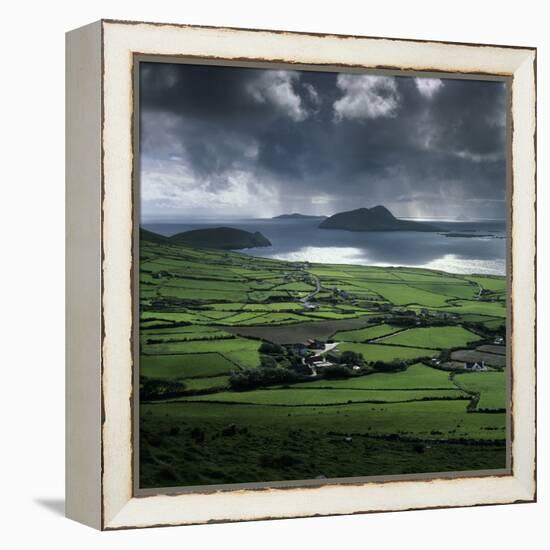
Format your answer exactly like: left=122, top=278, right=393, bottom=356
left=139, top=232, right=508, bottom=488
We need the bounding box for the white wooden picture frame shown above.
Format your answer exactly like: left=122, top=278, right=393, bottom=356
left=66, top=19, right=536, bottom=530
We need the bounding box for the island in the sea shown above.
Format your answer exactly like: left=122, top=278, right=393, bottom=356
left=443, top=232, right=494, bottom=238
left=319, top=205, right=440, bottom=232
left=152, top=226, right=272, bottom=250
left=272, top=213, right=327, bottom=220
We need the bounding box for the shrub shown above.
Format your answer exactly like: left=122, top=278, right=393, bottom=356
left=340, top=350, right=365, bottom=367
left=139, top=377, right=187, bottom=401
left=229, top=367, right=300, bottom=391
left=260, top=453, right=301, bottom=468
left=275, top=356, right=291, bottom=368
left=145, top=432, right=163, bottom=447
left=288, top=361, right=313, bottom=375
left=221, top=424, right=238, bottom=437
left=288, top=354, right=306, bottom=368
left=323, top=364, right=353, bottom=379
left=372, top=360, right=408, bottom=372
left=259, top=355, right=278, bottom=369
left=190, top=427, right=205, bottom=443
left=387, top=316, right=418, bottom=327
left=259, top=342, right=286, bottom=355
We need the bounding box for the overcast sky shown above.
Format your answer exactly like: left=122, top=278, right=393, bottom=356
left=139, top=62, right=507, bottom=222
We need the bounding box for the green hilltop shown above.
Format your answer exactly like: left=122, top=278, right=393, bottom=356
left=141, top=226, right=272, bottom=250
left=319, top=205, right=440, bottom=232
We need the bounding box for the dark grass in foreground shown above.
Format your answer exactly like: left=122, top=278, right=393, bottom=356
left=140, top=415, right=506, bottom=488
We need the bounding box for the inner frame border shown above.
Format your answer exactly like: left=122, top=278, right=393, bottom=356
left=130, top=53, right=514, bottom=499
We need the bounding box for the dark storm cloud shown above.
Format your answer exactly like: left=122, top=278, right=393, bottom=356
left=139, top=61, right=507, bottom=220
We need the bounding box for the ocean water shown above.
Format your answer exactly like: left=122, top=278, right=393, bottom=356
left=143, top=218, right=506, bottom=276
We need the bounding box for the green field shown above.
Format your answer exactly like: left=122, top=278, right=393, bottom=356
left=465, top=275, right=506, bottom=292
left=338, top=342, right=439, bottom=362
left=455, top=371, right=507, bottom=410
left=182, top=376, right=230, bottom=391
left=376, top=326, right=482, bottom=349
left=178, top=387, right=465, bottom=406
left=141, top=353, right=236, bottom=379
left=143, top=337, right=260, bottom=368
left=138, top=234, right=508, bottom=488
left=293, top=364, right=456, bottom=390
left=335, top=323, right=401, bottom=342
left=144, top=399, right=505, bottom=441
left=444, top=300, right=506, bottom=317
left=348, top=281, right=452, bottom=307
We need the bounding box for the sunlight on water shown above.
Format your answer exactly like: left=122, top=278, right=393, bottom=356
left=270, top=246, right=367, bottom=264
left=265, top=249, right=505, bottom=276
left=421, top=255, right=505, bottom=276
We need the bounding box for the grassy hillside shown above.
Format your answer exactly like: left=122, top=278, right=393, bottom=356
left=169, top=226, right=271, bottom=250
left=139, top=231, right=507, bottom=488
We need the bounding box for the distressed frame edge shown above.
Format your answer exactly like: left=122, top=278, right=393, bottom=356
left=509, top=49, right=537, bottom=502
left=65, top=19, right=104, bottom=530
left=103, top=16, right=538, bottom=53
left=98, top=20, right=536, bottom=530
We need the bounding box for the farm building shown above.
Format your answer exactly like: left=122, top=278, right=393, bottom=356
left=312, top=360, right=333, bottom=368
left=464, top=361, right=487, bottom=371
left=306, top=339, right=324, bottom=350
left=332, top=287, right=350, bottom=299
left=304, top=341, right=340, bottom=364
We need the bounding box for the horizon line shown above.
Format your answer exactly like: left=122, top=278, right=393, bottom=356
left=141, top=215, right=507, bottom=224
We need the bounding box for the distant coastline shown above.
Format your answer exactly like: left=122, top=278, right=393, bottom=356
left=272, top=213, right=327, bottom=220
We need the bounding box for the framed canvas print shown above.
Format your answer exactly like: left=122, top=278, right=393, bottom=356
left=66, top=20, right=536, bottom=530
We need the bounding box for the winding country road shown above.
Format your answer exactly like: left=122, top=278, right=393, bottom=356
left=299, top=271, right=322, bottom=304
